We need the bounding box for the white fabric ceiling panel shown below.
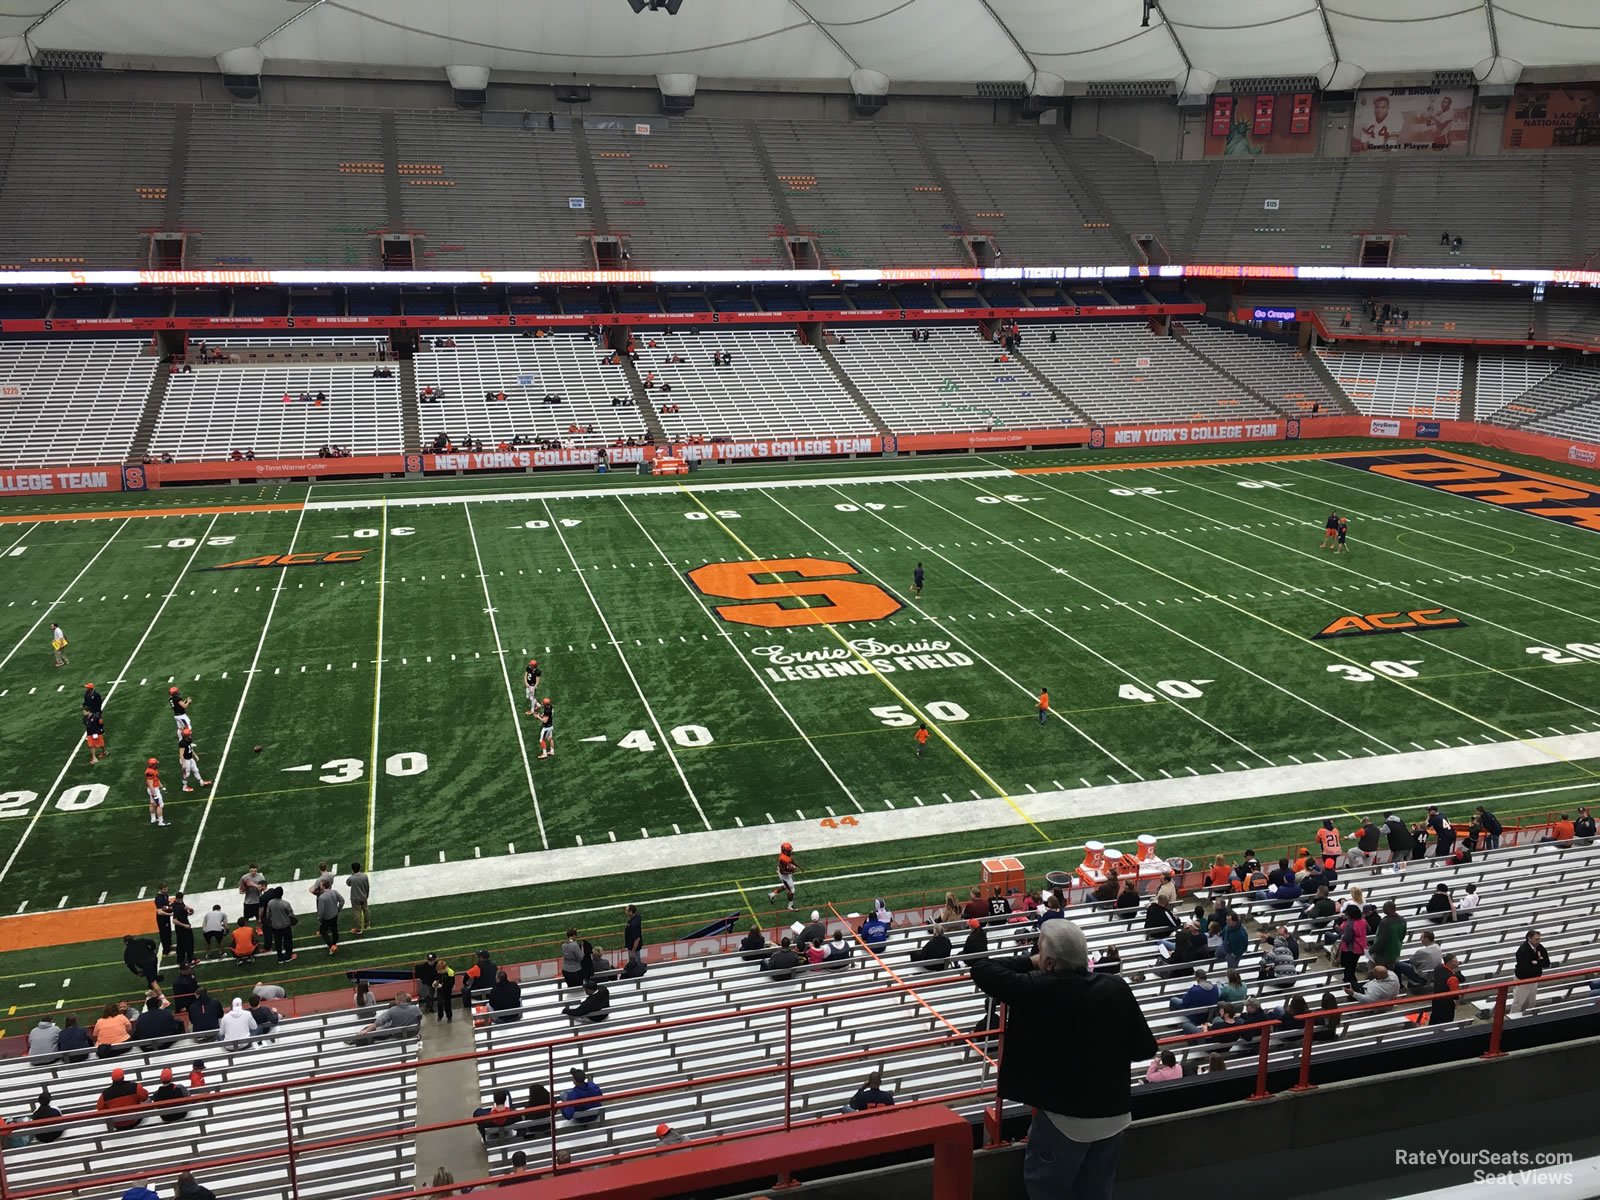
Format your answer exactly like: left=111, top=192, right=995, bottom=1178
left=264, top=0, right=855, bottom=79
left=997, top=0, right=1184, bottom=82
left=1163, top=0, right=1332, bottom=81
left=802, top=0, right=1028, bottom=82
left=32, top=0, right=315, bottom=57
left=1494, top=0, right=1600, bottom=71
left=1324, top=0, right=1491, bottom=74
left=0, top=3, right=54, bottom=41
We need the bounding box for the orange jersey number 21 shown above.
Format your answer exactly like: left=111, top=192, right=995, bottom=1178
left=687, top=557, right=902, bottom=629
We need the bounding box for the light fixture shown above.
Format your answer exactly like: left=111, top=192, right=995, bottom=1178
left=1141, top=0, right=1157, bottom=27
left=626, top=0, right=685, bottom=12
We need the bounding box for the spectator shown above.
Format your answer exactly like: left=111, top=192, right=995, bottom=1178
left=265, top=888, right=297, bottom=962
left=1256, top=926, right=1298, bottom=989
left=761, top=937, right=803, bottom=980
left=1475, top=806, right=1503, bottom=851
left=174, top=1173, right=218, bottom=1200
left=354, top=980, right=378, bottom=1019
left=1396, top=929, right=1443, bottom=991
left=23, top=1090, right=63, bottom=1144
left=187, top=989, right=223, bottom=1040
left=964, top=919, right=1155, bottom=1199
left=823, top=931, right=852, bottom=968
left=1425, top=883, right=1456, bottom=925
left=122, top=935, right=160, bottom=987
left=907, top=924, right=953, bottom=971
left=1219, top=969, right=1248, bottom=1008
left=1513, top=930, right=1549, bottom=1014
left=1114, top=880, right=1140, bottom=923
left=1145, top=1050, right=1182, bottom=1082
left=795, top=909, right=826, bottom=947
left=96, top=1068, right=151, bottom=1131
left=1314, top=992, right=1342, bottom=1042
left=1426, top=806, right=1456, bottom=858
left=27, top=1017, right=60, bottom=1065
left=1349, top=964, right=1400, bottom=1004
left=247, top=995, right=280, bottom=1038
left=1219, top=913, right=1248, bottom=968
left=463, top=949, right=499, bottom=1005
left=415, top=953, right=439, bottom=1013
left=1370, top=900, right=1407, bottom=970
left=56, top=1014, right=92, bottom=1063
left=488, top=970, right=522, bottom=1023
left=524, top=1083, right=553, bottom=1136
left=562, top=979, right=610, bottom=1024
left=1302, top=885, right=1337, bottom=934
left=1205, top=1003, right=1243, bottom=1047
left=1455, top=882, right=1481, bottom=922
left=859, top=908, right=890, bottom=951
left=219, top=998, right=256, bottom=1047
left=962, top=887, right=989, bottom=920
left=1382, top=813, right=1411, bottom=864
left=560, top=930, right=585, bottom=986
left=1204, top=855, right=1231, bottom=891
left=352, top=991, right=422, bottom=1044
left=1169, top=969, right=1220, bottom=1034
left=172, top=965, right=199, bottom=1014
left=1093, top=945, right=1123, bottom=976
left=152, top=1067, right=191, bottom=1123
left=738, top=924, right=770, bottom=962
left=1575, top=805, right=1596, bottom=846
left=131, top=996, right=182, bottom=1049
left=473, top=1089, right=516, bottom=1143
left=1430, top=955, right=1464, bottom=1024
left=1143, top=893, right=1180, bottom=940
left=92, top=1004, right=134, bottom=1058
left=624, top=904, right=644, bottom=966
left=846, top=1069, right=896, bottom=1111
left=655, top=1122, right=687, bottom=1148
left=560, top=1068, right=604, bottom=1124
left=1337, top=905, right=1368, bottom=988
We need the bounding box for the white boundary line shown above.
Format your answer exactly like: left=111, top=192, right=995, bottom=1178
left=178, top=505, right=309, bottom=892
left=304, top=469, right=1015, bottom=511
left=543, top=497, right=712, bottom=831
left=364, top=498, right=389, bottom=868
left=615, top=495, right=864, bottom=812
left=0, top=523, right=36, bottom=557
left=0, top=514, right=221, bottom=886
left=0, top=518, right=129, bottom=675
left=758, top=487, right=1143, bottom=777
left=464, top=504, right=547, bottom=849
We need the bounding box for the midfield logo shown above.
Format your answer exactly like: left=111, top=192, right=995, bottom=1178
left=1313, top=608, right=1465, bottom=639
left=207, top=551, right=371, bottom=570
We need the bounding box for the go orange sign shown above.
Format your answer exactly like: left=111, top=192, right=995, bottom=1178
left=687, top=557, right=902, bottom=629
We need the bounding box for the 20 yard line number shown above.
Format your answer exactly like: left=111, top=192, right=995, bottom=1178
left=0, top=782, right=108, bottom=820
left=1527, top=643, right=1600, bottom=665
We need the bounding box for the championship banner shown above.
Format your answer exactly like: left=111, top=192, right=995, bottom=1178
left=1098, top=421, right=1285, bottom=449
left=1204, top=91, right=1317, bottom=156
left=1503, top=83, right=1600, bottom=150
left=1352, top=87, right=1471, bottom=153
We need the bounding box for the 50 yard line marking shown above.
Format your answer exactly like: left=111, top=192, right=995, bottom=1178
left=0, top=514, right=220, bottom=887
left=678, top=484, right=1050, bottom=841
left=465, top=504, right=547, bottom=849
left=544, top=499, right=712, bottom=831
left=0, top=518, right=129, bottom=676
left=364, top=498, right=388, bottom=868
left=178, top=505, right=308, bottom=893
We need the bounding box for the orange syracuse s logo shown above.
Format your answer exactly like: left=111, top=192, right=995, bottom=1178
left=687, top=557, right=901, bottom=629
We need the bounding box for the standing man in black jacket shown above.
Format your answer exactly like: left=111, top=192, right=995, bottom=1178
left=964, top=920, right=1155, bottom=1200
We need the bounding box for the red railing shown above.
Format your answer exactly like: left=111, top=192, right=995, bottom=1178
left=4, top=949, right=1596, bottom=1200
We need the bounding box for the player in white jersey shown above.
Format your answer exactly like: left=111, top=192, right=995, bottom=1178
left=145, top=757, right=168, bottom=826
left=178, top=732, right=212, bottom=792
left=524, top=659, right=542, bottom=715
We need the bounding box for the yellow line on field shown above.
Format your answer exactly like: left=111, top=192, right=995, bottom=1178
left=733, top=880, right=762, bottom=927
left=675, top=483, right=1050, bottom=842
left=366, top=497, right=388, bottom=869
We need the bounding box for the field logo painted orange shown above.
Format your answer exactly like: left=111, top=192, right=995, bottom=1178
left=207, top=550, right=370, bottom=571
left=687, top=557, right=902, bottom=629
left=1328, top=451, right=1600, bottom=532
left=1313, top=608, right=1464, bottom=640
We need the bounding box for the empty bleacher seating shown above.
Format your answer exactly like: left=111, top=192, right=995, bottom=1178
left=0, top=339, right=156, bottom=467
left=1490, top=362, right=1600, bottom=442
left=1474, top=356, right=1563, bottom=420
left=1316, top=348, right=1464, bottom=418
left=1179, top=324, right=1340, bottom=414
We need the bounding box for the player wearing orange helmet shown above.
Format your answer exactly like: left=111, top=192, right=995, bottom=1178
left=768, top=841, right=800, bottom=910
left=168, top=686, right=192, bottom=737
left=537, top=697, right=554, bottom=758
left=524, top=659, right=542, bottom=716
left=144, top=757, right=168, bottom=826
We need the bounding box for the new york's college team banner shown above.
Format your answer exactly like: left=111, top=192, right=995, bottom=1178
left=1090, top=420, right=1287, bottom=449
left=0, top=465, right=122, bottom=495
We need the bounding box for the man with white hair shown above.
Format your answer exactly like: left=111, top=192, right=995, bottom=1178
left=964, top=919, right=1155, bottom=1200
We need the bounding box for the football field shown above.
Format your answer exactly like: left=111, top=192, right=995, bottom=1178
left=4, top=441, right=1600, bottom=925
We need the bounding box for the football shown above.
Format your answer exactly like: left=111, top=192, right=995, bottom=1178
left=253, top=744, right=263, bottom=753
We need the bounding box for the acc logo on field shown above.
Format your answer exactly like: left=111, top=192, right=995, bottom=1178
left=687, top=557, right=901, bottom=629
left=1313, top=608, right=1464, bottom=640
left=208, top=550, right=371, bottom=571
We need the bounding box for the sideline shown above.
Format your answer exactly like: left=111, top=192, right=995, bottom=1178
left=0, top=502, right=303, bottom=525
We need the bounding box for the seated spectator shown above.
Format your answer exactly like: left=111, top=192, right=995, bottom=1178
left=1219, top=969, right=1249, bottom=1008
left=1348, top=963, right=1400, bottom=1004
left=92, top=1004, right=134, bottom=1058
left=219, top=997, right=257, bottom=1047
left=1143, top=894, right=1180, bottom=940
left=962, top=887, right=989, bottom=920
left=174, top=1172, right=218, bottom=1200
left=1146, top=1050, right=1182, bottom=1082
left=1206, top=1002, right=1243, bottom=1046
left=655, top=1123, right=687, bottom=1148
left=473, top=1089, right=516, bottom=1143
left=1455, top=882, right=1481, bottom=921
left=247, top=995, right=281, bottom=1037
left=823, top=932, right=852, bottom=967
left=1302, top=885, right=1337, bottom=935
left=488, top=970, right=522, bottom=1023
left=907, top=924, right=952, bottom=971
left=738, top=924, right=770, bottom=962
left=560, top=1068, right=604, bottom=1124
left=1424, top=883, right=1457, bottom=924
left=172, top=965, right=199, bottom=1014
left=152, top=1068, right=191, bottom=1123
left=1204, top=854, right=1231, bottom=891
left=354, top=980, right=378, bottom=1019
left=1092, top=945, right=1123, bottom=976
left=846, top=1069, right=896, bottom=1112
left=795, top=910, right=826, bottom=946
left=859, top=908, right=890, bottom=951
left=27, top=1017, right=60, bottom=1065
left=1266, top=873, right=1302, bottom=907
left=186, top=989, right=223, bottom=1040
left=131, top=996, right=183, bottom=1049
left=24, top=1090, right=63, bottom=1145
left=1114, top=880, right=1141, bottom=922
left=1314, top=992, right=1342, bottom=1042
left=351, top=991, right=421, bottom=1044
left=96, top=1068, right=151, bottom=1131
left=1256, top=927, right=1299, bottom=988
left=524, top=1083, right=553, bottom=1135
left=1396, top=930, right=1443, bottom=991
left=1169, top=969, right=1220, bottom=1034
left=805, top=938, right=827, bottom=967
left=760, top=937, right=803, bottom=979
left=562, top=979, right=611, bottom=1024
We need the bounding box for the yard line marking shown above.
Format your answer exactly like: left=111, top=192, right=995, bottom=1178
left=364, top=498, right=389, bottom=868
left=465, top=505, right=547, bottom=848
left=544, top=498, right=711, bottom=831
left=878, top=484, right=1280, bottom=764
left=1, top=514, right=220, bottom=889
left=616, top=498, right=862, bottom=812
left=0, top=518, right=129, bottom=676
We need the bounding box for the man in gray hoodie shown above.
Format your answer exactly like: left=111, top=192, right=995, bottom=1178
left=27, top=1018, right=60, bottom=1065
left=317, top=885, right=346, bottom=955
left=265, top=889, right=297, bottom=962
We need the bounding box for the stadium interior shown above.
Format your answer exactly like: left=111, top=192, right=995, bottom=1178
left=3, top=2, right=1600, bottom=1199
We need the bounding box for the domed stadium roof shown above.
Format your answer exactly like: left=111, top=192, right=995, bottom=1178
left=0, top=0, right=1596, bottom=92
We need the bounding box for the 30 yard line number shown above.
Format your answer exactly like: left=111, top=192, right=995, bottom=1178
left=1327, top=659, right=1423, bottom=682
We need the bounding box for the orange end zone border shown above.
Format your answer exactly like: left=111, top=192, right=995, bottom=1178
left=1011, top=447, right=1423, bottom=476
left=0, top=501, right=304, bottom=525
left=1, top=900, right=151, bottom=951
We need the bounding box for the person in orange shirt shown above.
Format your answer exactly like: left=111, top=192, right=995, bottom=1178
left=1206, top=855, right=1232, bottom=891
left=229, top=919, right=259, bottom=962
left=92, top=1004, right=133, bottom=1058
left=144, top=757, right=167, bottom=827
left=767, top=842, right=800, bottom=911
left=1037, top=688, right=1050, bottom=726
left=1315, top=820, right=1341, bottom=869
left=914, top=723, right=929, bottom=758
